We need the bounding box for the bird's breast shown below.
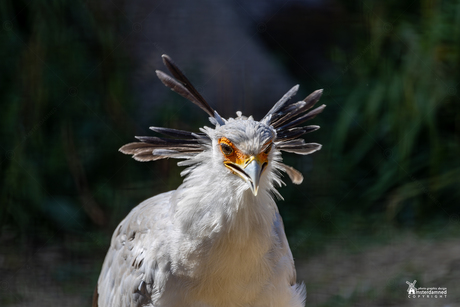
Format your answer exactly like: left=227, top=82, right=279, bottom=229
left=185, top=227, right=274, bottom=305
left=169, top=182, right=279, bottom=305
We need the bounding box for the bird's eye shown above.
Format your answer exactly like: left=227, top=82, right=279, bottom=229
left=220, top=143, right=233, bottom=155
left=264, top=142, right=273, bottom=154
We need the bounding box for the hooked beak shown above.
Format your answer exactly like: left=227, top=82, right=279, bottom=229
left=224, top=157, right=266, bottom=196
left=244, top=159, right=263, bottom=196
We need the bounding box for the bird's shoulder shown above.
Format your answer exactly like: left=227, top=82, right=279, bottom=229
left=97, top=190, right=175, bottom=307
left=113, top=190, right=174, bottom=242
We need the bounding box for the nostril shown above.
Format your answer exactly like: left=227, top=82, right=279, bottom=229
left=261, top=162, right=267, bottom=173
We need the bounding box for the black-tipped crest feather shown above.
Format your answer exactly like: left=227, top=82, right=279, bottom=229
left=135, top=136, right=201, bottom=146
left=160, top=55, right=215, bottom=117
left=271, top=89, right=323, bottom=128
left=263, top=85, right=299, bottom=121
left=277, top=143, right=322, bottom=155
left=149, top=126, right=203, bottom=139
left=156, top=70, right=215, bottom=117
left=276, top=104, right=326, bottom=132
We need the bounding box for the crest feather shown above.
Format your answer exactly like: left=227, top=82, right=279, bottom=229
left=157, top=54, right=215, bottom=117
left=263, top=85, right=299, bottom=121
left=278, top=163, right=304, bottom=184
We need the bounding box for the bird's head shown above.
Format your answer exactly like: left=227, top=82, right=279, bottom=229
left=211, top=118, right=276, bottom=196
left=119, top=55, right=325, bottom=197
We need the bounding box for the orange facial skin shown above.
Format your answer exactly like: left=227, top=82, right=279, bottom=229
left=218, top=137, right=271, bottom=167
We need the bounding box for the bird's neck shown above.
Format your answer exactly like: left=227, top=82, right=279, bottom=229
left=171, top=165, right=277, bottom=243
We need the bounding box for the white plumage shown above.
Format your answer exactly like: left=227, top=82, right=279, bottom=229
left=94, top=55, right=325, bottom=307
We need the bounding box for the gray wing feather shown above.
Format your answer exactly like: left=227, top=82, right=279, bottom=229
left=97, top=191, right=174, bottom=307
left=273, top=212, right=297, bottom=286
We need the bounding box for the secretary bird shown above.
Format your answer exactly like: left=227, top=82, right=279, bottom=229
left=94, top=54, right=325, bottom=307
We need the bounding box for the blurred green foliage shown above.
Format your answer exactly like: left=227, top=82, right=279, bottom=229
left=328, top=0, right=460, bottom=225
left=0, top=0, right=459, bottom=251
left=264, top=1, right=460, bottom=253
left=0, top=0, right=204, bottom=245
left=0, top=0, right=145, bottom=240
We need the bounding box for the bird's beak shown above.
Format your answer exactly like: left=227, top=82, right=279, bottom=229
left=223, top=156, right=267, bottom=196
left=243, top=158, right=263, bottom=196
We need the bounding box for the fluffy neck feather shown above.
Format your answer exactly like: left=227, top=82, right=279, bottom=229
left=171, top=148, right=280, bottom=243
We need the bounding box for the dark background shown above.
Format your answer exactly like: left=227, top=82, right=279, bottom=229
left=1, top=0, right=459, bottom=306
